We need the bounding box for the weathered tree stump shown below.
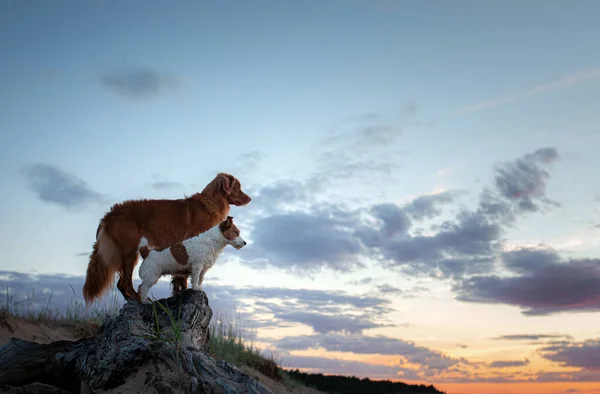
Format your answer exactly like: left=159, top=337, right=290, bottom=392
left=0, top=289, right=274, bottom=394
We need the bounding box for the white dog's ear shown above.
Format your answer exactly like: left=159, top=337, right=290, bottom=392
left=222, top=216, right=233, bottom=229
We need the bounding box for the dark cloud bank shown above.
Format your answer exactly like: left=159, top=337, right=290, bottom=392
left=240, top=146, right=600, bottom=317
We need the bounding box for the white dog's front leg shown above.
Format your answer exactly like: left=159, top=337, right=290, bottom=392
left=137, top=280, right=154, bottom=304
left=138, top=272, right=160, bottom=304
left=191, top=265, right=202, bottom=291
left=197, top=266, right=210, bottom=290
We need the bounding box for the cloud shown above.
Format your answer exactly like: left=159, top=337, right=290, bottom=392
left=534, top=369, right=600, bottom=382
left=99, top=67, right=180, bottom=100
left=226, top=144, right=599, bottom=325
left=492, top=147, right=560, bottom=216
left=492, top=334, right=573, bottom=341
left=279, top=354, right=411, bottom=380
left=360, top=148, right=560, bottom=279
left=214, top=150, right=265, bottom=180
left=376, top=283, right=404, bottom=296
left=275, top=333, right=465, bottom=372
left=151, top=180, right=185, bottom=191
left=322, top=109, right=407, bottom=148
left=489, top=358, right=530, bottom=368
left=539, top=339, right=600, bottom=371
left=20, top=163, right=106, bottom=210
left=236, top=150, right=264, bottom=171
left=402, top=190, right=463, bottom=221
left=244, top=177, right=322, bottom=216
left=347, top=277, right=376, bottom=286
left=241, top=147, right=561, bottom=283
left=370, top=203, right=412, bottom=237
left=270, top=311, right=384, bottom=334
left=230, top=286, right=391, bottom=312
left=453, top=247, right=600, bottom=315
left=244, top=208, right=367, bottom=274
left=310, top=103, right=422, bottom=185
left=461, top=67, right=600, bottom=112
left=236, top=286, right=394, bottom=334
left=346, top=278, right=427, bottom=299
left=353, top=203, right=502, bottom=280
left=281, top=351, right=555, bottom=383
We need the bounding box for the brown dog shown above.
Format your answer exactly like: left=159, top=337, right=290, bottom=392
left=82, top=173, right=251, bottom=304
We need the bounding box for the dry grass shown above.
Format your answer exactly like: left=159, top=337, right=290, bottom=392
left=208, top=311, right=284, bottom=382
left=0, top=284, right=121, bottom=325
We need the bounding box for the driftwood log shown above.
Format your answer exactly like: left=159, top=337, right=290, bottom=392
left=0, top=290, right=274, bottom=394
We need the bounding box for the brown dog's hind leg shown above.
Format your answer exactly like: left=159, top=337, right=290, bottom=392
left=115, top=266, right=137, bottom=301
left=116, top=273, right=129, bottom=301
left=122, top=251, right=141, bottom=302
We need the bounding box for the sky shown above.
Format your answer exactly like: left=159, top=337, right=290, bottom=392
left=1, top=1, right=600, bottom=393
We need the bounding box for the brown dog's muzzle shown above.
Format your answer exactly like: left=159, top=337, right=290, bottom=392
left=231, top=192, right=251, bottom=206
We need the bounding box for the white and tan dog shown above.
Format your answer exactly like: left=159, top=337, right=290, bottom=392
left=136, top=216, right=246, bottom=304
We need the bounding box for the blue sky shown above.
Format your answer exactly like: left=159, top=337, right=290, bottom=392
left=1, top=1, right=600, bottom=392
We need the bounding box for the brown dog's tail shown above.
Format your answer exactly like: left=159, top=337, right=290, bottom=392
left=82, top=224, right=122, bottom=305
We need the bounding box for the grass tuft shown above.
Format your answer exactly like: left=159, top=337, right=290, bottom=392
left=142, top=297, right=184, bottom=347
left=0, top=284, right=122, bottom=325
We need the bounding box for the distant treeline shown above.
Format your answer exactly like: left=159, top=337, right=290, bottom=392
left=285, top=369, right=446, bottom=394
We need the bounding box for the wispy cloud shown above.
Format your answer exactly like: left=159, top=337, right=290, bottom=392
left=310, top=103, right=420, bottom=185
left=216, top=150, right=265, bottom=178
left=151, top=180, right=185, bottom=191
left=275, top=333, right=467, bottom=374
left=489, top=358, right=530, bottom=368
left=20, top=163, right=107, bottom=211
left=435, top=165, right=460, bottom=178
left=99, top=67, right=180, bottom=100
left=492, top=333, right=573, bottom=341
left=461, top=68, right=600, bottom=112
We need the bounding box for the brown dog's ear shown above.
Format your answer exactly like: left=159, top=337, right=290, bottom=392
left=226, top=216, right=233, bottom=227
left=218, top=173, right=234, bottom=195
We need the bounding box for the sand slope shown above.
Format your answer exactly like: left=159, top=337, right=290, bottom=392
left=0, top=315, right=97, bottom=346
